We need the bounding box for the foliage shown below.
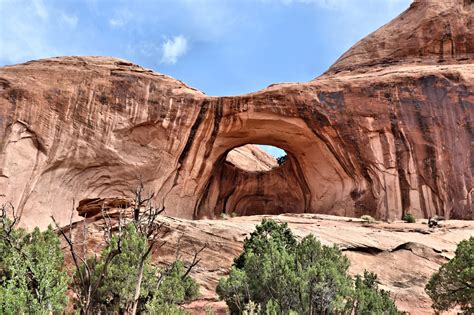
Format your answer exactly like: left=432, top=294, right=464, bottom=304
left=402, top=213, right=416, bottom=223
left=360, top=215, right=376, bottom=223
left=217, top=219, right=401, bottom=315
left=73, top=223, right=155, bottom=312
left=0, top=221, right=69, bottom=314
left=73, top=223, right=199, bottom=313
left=220, top=212, right=238, bottom=219
left=205, top=305, right=218, bottom=315
left=276, top=155, right=287, bottom=166
left=146, top=260, right=199, bottom=311
left=425, top=236, right=473, bottom=314
left=146, top=302, right=189, bottom=314
left=347, top=271, right=402, bottom=314
left=233, top=219, right=297, bottom=269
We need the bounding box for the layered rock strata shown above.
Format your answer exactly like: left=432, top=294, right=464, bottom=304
left=0, top=0, right=473, bottom=227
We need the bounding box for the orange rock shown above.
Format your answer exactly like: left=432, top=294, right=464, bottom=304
left=0, top=0, right=473, bottom=229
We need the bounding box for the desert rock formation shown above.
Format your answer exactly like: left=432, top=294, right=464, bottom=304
left=0, top=0, right=473, bottom=227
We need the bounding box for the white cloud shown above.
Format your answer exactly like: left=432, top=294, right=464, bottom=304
left=270, top=0, right=409, bottom=9
left=259, top=0, right=348, bottom=8
left=109, top=18, right=124, bottom=27
left=0, top=0, right=54, bottom=64
left=0, top=0, right=82, bottom=65
left=180, top=0, right=237, bottom=41
left=161, top=35, right=188, bottom=65
left=61, top=13, right=78, bottom=28
left=32, top=0, right=48, bottom=20
left=108, top=10, right=132, bottom=28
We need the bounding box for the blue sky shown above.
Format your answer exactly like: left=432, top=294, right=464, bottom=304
left=0, top=0, right=411, bottom=157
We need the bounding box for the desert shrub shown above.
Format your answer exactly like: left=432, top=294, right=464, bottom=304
left=0, top=220, right=69, bottom=314
left=425, top=236, right=473, bottom=314
left=360, top=215, right=376, bottom=223
left=276, top=155, right=287, bottom=166
left=73, top=223, right=199, bottom=313
left=402, top=213, right=416, bottom=223
left=217, top=219, right=401, bottom=314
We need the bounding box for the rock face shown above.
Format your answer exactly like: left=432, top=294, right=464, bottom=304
left=225, top=144, right=278, bottom=172
left=64, top=207, right=474, bottom=314
left=328, top=0, right=474, bottom=74
left=0, top=0, right=473, bottom=227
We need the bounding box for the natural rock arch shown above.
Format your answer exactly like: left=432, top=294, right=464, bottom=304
left=187, top=112, right=362, bottom=218
left=0, top=0, right=472, bottom=228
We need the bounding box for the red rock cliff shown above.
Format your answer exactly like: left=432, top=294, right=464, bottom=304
left=0, top=0, right=472, bottom=227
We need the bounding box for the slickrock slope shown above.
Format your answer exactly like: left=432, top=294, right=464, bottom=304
left=0, top=0, right=473, bottom=227
left=63, top=209, right=474, bottom=314
left=327, top=0, right=474, bottom=73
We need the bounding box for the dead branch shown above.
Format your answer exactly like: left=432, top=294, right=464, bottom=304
left=52, top=200, right=124, bottom=315
left=182, top=243, right=207, bottom=280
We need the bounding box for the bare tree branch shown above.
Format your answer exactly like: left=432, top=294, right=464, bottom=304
left=182, top=243, right=207, bottom=280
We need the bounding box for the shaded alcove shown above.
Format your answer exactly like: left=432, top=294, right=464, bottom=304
left=181, top=112, right=365, bottom=220
left=200, top=143, right=307, bottom=216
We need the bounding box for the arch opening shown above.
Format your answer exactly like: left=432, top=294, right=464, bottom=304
left=225, top=144, right=288, bottom=172
left=198, top=141, right=307, bottom=217
left=187, top=113, right=363, bottom=220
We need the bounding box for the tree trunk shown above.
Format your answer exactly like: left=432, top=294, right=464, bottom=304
left=131, top=257, right=146, bottom=315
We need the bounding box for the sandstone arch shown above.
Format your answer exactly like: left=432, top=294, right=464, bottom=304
left=179, top=111, right=364, bottom=218
left=0, top=0, right=472, bottom=228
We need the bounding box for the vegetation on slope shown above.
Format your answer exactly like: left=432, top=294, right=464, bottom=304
left=217, top=219, right=403, bottom=314
left=0, top=200, right=201, bottom=314
left=425, top=236, right=474, bottom=314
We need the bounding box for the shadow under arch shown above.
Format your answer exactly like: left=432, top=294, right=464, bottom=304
left=192, top=111, right=362, bottom=218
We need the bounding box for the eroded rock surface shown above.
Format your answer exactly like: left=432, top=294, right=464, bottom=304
left=63, top=207, right=474, bottom=314
left=328, top=0, right=474, bottom=74
left=0, top=0, right=473, bottom=227
left=225, top=144, right=277, bottom=172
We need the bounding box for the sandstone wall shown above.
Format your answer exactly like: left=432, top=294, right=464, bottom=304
left=0, top=0, right=472, bottom=227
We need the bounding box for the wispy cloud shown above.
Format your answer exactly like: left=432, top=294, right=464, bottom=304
left=275, top=0, right=408, bottom=10
left=0, top=1, right=53, bottom=64
left=60, top=13, right=78, bottom=28
left=108, top=10, right=132, bottom=28
left=161, top=35, right=188, bottom=65
left=258, top=0, right=348, bottom=9
left=0, top=0, right=80, bottom=65
left=32, top=0, right=48, bottom=20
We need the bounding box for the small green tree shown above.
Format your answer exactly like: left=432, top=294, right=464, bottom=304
left=217, top=219, right=401, bottom=315
left=55, top=183, right=204, bottom=314
left=72, top=223, right=199, bottom=313
left=425, top=236, right=473, bottom=313
left=296, top=235, right=353, bottom=313
left=146, top=260, right=200, bottom=313
left=0, top=205, right=69, bottom=314
left=347, top=271, right=402, bottom=314
left=234, top=219, right=297, bottom=269
left=73, top=223, right=155, bottom=313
